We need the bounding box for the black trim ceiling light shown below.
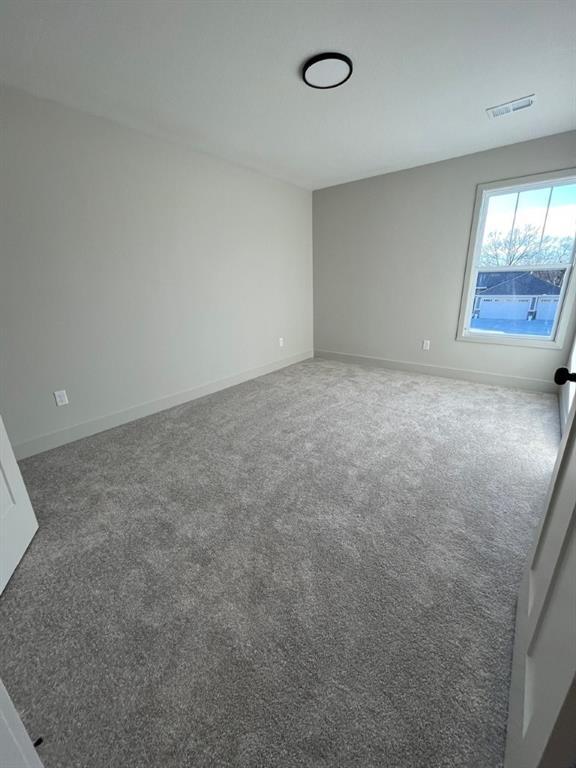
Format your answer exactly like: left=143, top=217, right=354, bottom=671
left=302, top=52, right=353, bottom=89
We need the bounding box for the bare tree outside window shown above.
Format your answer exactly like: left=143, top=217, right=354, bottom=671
left=479, top=224, right=574, bottom=267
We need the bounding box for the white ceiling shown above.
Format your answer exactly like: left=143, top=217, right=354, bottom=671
left=0, top=0, right=574, bottom=189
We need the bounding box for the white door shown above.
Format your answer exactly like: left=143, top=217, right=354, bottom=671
left=0, top=680, right=44, bottom=768
left=559, top=335, right=576, bottom=431
left=504, top=385, right=576, bottom=767
left=0, top=415, right=38, bottom=595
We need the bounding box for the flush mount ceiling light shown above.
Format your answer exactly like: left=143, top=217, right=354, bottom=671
left=302, top=52, right=353, bottom=89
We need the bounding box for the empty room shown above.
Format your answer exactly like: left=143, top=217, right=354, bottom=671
left=1, top=1, right=575, bottom=767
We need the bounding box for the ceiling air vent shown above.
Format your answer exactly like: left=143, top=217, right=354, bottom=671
left=486, top=94, right=536, bottom=119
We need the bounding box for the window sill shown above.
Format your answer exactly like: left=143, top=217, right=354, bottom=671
left=457, top=331, right=564, bottom=350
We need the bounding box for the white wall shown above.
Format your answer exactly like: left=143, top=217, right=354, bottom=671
left=0, top=86, right=313, bottom=457
left=314, top=131, right=576, bottom=391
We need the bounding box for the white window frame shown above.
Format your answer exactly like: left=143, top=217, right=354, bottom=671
left=456, top=168, right=576, bottom=350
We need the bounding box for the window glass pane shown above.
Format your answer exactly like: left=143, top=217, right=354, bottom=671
left=469, top=268, right=566, bottom=338
left=541, top=183, right=576, bottom=264
left=511, top=187, right=551, bottom=261
left=478, top=192, right=517, bottom=267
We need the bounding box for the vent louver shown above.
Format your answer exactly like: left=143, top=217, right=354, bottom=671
left=486, top=94, right=535, bottom=119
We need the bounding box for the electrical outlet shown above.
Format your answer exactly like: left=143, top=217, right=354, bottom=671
left=54, top=389, right=69, bottom=406
left=278, top=337, right=285, bottom=348
left=422, top=339, right=431, bottom=351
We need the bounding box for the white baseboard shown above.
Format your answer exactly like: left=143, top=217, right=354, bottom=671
left=15, top=351, right=313, bottom=460
left=315, top=349, right=557, bottom=394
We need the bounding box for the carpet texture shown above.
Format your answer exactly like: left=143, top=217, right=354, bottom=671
left=0, top=359, right=560, bottom=768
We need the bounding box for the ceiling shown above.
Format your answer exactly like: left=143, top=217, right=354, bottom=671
left=0, top=0, right=574, bottom=190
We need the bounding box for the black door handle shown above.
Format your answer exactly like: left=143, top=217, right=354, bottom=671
left=554, top=367, right=576, bottom=385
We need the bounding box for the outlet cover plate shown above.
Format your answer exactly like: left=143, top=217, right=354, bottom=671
left=54, top=390, right=69, bottom=406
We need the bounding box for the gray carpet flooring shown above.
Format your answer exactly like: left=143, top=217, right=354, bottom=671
left=0, top=359, right=560, bottom=768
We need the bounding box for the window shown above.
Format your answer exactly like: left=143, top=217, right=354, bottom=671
left=457, top=170, right=576, bottom=348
